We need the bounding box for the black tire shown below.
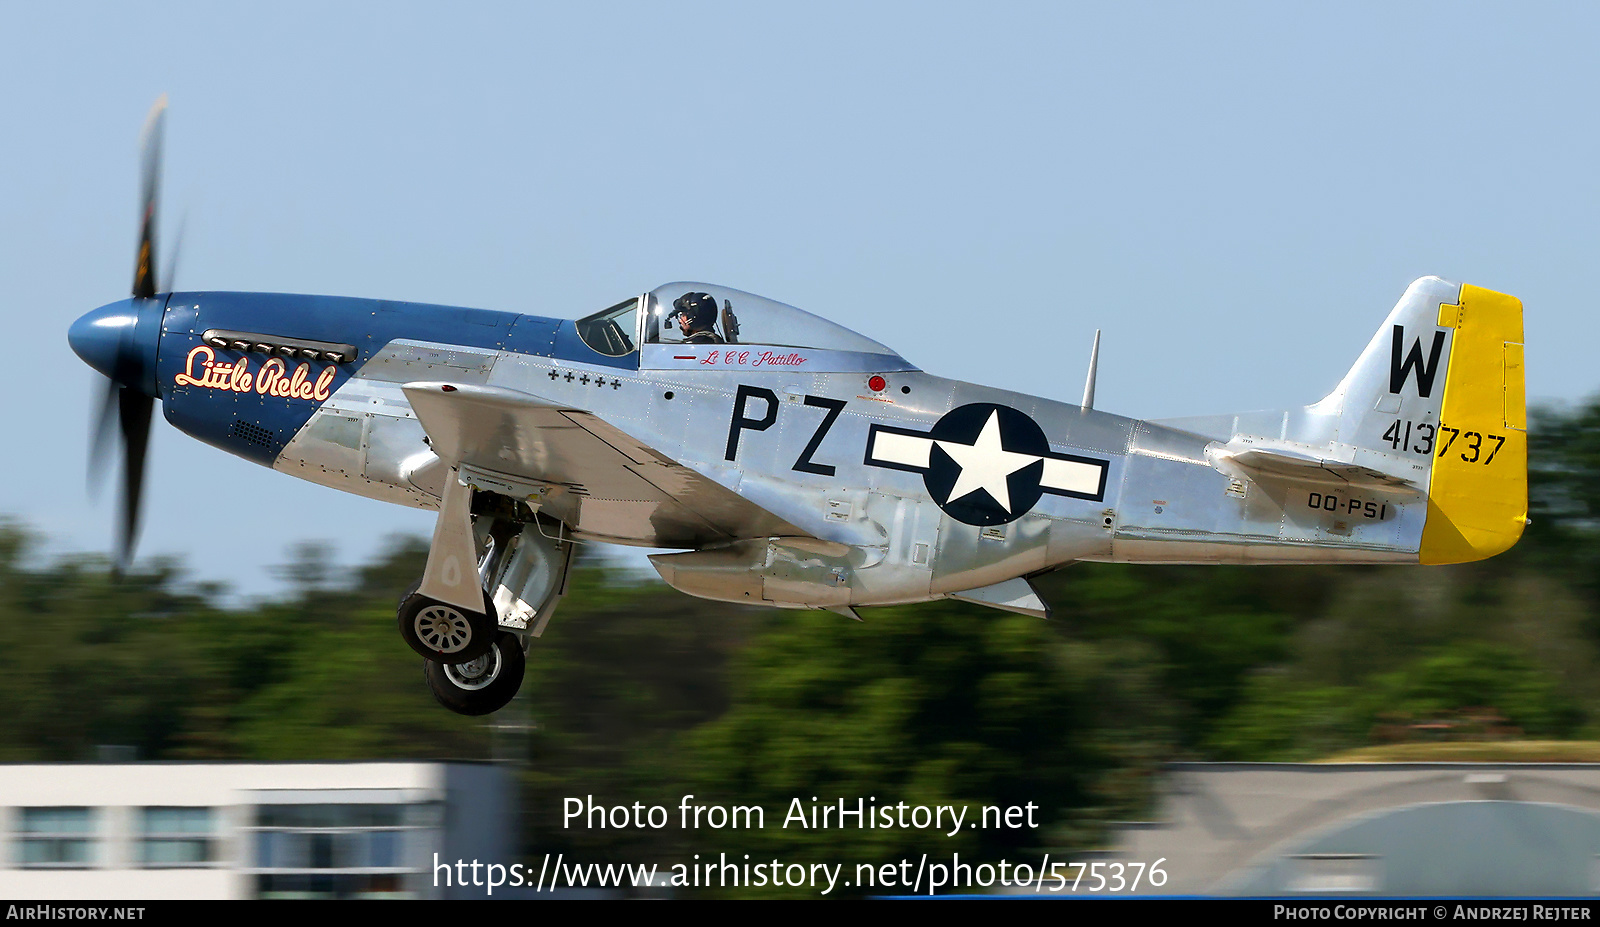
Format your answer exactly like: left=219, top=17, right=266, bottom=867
left=424, top=631, right=525, bottom=716
left=397, top=584, right=496, bottom=663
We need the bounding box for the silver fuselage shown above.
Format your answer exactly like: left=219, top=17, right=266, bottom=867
left=276, top=337, right=1415, bottom=609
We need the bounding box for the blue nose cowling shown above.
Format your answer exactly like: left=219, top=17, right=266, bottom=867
left=69, top=297, right=164, bottom=397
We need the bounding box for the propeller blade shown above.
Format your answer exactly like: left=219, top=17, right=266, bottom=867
left=88, top=94, right=168, bottom=573
left=162, top=208, right=186, bottom=295
left=132, top=95, right=166, bottom=299
left=115, top=389, right=153, bottom=571
left=87, top=378, right=119, bottom=499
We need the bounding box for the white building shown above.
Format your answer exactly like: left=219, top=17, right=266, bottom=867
left=0, top=762, right=512, bottom=900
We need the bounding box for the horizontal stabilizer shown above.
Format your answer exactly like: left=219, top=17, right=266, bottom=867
left=948, top=577, right=1051, bottom=619
left=1212, top=441, right=1422, bottom=493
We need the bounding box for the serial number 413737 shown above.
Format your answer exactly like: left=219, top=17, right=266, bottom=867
left=1382, top=419, right=1505, bottom=465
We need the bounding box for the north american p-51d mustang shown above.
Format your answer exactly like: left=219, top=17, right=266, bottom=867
left=69, top=101, right=1528, bottom=714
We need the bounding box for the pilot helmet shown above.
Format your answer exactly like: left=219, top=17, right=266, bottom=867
left=671, top=292, right=718, bottom=330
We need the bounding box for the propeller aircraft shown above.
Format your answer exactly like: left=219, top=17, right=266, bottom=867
left=69, top=101, right=1529, bottom=715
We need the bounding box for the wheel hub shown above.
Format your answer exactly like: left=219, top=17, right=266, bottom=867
left=415, top=605, right=474, bottom=654
left=445, top=645, right=502, bottom=690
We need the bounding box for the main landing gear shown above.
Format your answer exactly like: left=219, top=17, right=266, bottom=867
left=398, top=499, right=573, bottom=716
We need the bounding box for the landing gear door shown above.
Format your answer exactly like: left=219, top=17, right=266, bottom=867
left=488, top=523, right=574, bottom=638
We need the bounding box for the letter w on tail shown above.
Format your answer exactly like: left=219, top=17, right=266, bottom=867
left=1390, top=325, right=1447, bottom=397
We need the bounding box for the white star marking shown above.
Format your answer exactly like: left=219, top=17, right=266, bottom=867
left=935, top=411, right=1040, bottom=513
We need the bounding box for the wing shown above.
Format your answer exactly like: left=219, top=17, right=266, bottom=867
left=402, top=380, right=805, bottom=547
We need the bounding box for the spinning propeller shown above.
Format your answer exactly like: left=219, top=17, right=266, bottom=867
left=73, top=95, right=175, bottom=572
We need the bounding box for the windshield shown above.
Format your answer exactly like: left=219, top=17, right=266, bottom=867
left=574, top=297, right=640, bottom=357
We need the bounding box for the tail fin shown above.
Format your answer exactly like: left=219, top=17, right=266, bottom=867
left=1317, top=277, right=1526, bottom=562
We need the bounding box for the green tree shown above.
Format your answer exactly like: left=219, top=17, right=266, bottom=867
left=668, top=600, right=1125, bottom=895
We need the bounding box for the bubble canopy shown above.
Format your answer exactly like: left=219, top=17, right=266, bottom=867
left=572, top=283, right=905, bottom=363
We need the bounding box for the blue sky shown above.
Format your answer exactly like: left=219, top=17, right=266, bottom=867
left=2, top=3, right=1594, bottom=595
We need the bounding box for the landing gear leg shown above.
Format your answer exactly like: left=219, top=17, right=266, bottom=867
left=397, top=467, right=502, bottom=662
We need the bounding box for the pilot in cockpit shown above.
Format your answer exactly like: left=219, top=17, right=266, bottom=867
left=671, top=292, right=725, bottom=345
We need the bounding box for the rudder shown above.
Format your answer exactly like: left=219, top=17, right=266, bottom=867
left=1419, top=284, right=1527, bottom=563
